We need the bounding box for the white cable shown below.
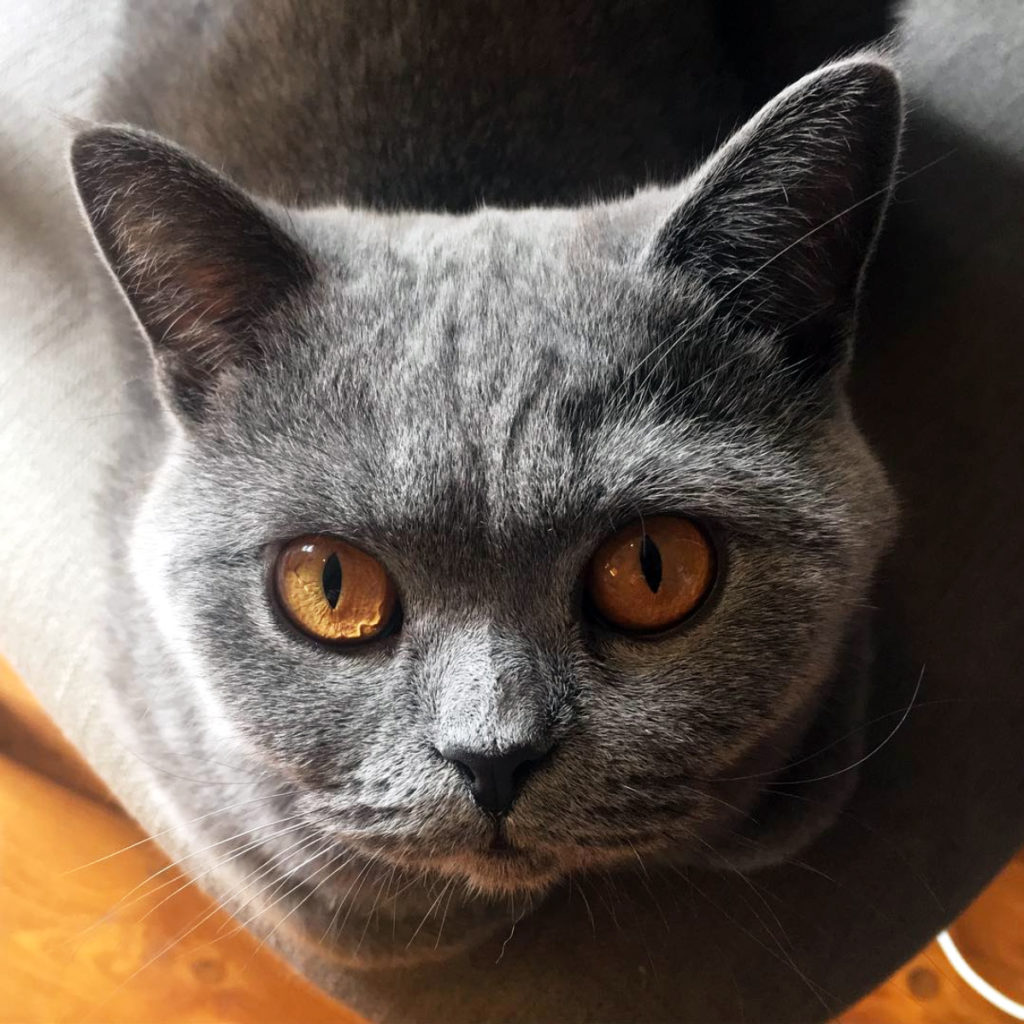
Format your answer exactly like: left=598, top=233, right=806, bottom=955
left=936, top=929, right=1024, bottom=1020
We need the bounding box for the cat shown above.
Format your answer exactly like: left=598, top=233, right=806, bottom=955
left=69, top=0, right=902, bottom=981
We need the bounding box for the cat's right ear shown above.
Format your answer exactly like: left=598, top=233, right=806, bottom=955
left=70, top=126, right=314, bottom=423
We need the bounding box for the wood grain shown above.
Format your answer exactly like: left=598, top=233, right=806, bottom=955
left=1, top=654, right=1021, bottom=1023
left=0, top=659, right=361, bottom=1024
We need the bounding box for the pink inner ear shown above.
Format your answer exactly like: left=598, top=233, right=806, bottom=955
left=138, top=247, right=264, bottom=365
left=113, top=215, right=249, bottom=345
left=175, top=260, right=248, bottom=332
left=112, top=193, right=282, bottom=348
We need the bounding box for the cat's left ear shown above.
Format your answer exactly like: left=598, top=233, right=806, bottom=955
left=648, top=57, right=902, bottom=374
left=70, top=126, right=314, bottom=422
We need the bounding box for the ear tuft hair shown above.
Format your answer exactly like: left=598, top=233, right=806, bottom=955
left=70, top=126, right=314, bottom=421
left=649, top=58, right=902, bottom=375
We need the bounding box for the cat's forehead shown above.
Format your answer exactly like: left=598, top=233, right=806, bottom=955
left=221, top=202, right=822, bottom=548
left=296, top=202, right=694, bottom=410
left=303, top=198, right=670, bottom=325
left=297, top=212, right=681, bottom=478
left=308, top=198, right=659, bottom=264
left=232, top=315, right=819, bottom=557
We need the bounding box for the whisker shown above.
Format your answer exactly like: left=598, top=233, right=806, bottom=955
left=772, top=664, right=925, bottom=787
left=573, top=873, right=597, bottom=935
left=219, top=834, right=337, bottom=940
left=433, top=874, right=459, bottom=952
left=67, top=813, right=308, bottom=946
left=495, top=896, right=529, bottom=964
left=627, top=843, right=671, bottom=933
left=337, top=855, right=381, bottom=947
left=623, top=780, right=751, bottom=820
left=355, top=857, right=390, bottom=951
left=669, top=864, right=833, bottom=1013
left=405, top=877, right=454, bottom=950
left=705, top=663, right=926, bottom=787
left=61, top=787, right=295, bottom=875
left=616, top=153, right=953, bottom=408
left=113, top=738, right=268, bottom=786
left=249, top=845, right=358, bottom=962
left=137, top=824, right=315, bottom=931
left=710, top=846, right=796, bottom=957
left=594, top=870, right=622, bottom=931
left=385, top=863, right=400, bottom=942
left=80, top=832, right=326, bottom=1021
left=760, top=788, right=943, bottom=913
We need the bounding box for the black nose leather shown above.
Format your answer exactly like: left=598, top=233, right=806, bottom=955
left=438, top=742, right=551, bottom=815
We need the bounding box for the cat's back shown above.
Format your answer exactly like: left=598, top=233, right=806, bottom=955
left=101, top=0, right=888, bottom=211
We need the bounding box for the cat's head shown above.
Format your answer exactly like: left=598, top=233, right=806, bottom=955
left=71, top=58, right=902, bottom=899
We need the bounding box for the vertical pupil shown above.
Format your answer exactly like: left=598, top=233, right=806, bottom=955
left=639, top=534, right=662, bottom=593
left=322, top=552, right=343, bottom=608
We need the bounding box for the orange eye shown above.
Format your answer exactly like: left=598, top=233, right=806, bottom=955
left=586, top=516, right=715, bottom=633
left=274, top=535, right=398, bottom=644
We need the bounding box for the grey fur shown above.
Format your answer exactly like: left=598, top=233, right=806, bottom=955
left=69, top=3, right=902, bottom=971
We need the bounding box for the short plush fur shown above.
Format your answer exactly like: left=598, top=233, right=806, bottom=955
left=71, top=1, right=902, bottom=966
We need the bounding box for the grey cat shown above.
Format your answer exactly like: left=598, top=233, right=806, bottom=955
left=69, top=0, right=902, bottom=977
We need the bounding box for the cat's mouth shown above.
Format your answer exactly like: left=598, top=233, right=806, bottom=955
left=438, top=843, right=563, bottom=893
left=413, top=820, right=566, bottom=893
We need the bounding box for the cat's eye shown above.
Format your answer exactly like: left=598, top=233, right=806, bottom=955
left=274, top=535, right=399, bottom=644
left=586, top=516, right=715, bottom=634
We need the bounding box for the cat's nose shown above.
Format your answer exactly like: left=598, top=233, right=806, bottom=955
left=437, top=742, right=552, bottom=816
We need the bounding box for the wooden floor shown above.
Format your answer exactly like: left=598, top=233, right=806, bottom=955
left=1, top=655, right=1021, bottom=1023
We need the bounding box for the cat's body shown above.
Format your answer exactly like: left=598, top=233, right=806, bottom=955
left=101, top=0, right=890, bottom=210
left=74, top=0, right=902, bottom=986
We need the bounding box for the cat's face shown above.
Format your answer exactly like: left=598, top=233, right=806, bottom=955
left=72, top=59, right=902, bottom=899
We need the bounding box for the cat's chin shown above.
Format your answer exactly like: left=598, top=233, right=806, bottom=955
left=431, top=845, right=564, bottom=896
left=242, top=852, right=544, bottom=969
left=356, top=828, right=652, bottom=901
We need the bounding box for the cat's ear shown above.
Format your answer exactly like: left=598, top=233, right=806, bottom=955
left=648, top=58, right=902, bottom=374
left=70, top=126, right=314, bottom=421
